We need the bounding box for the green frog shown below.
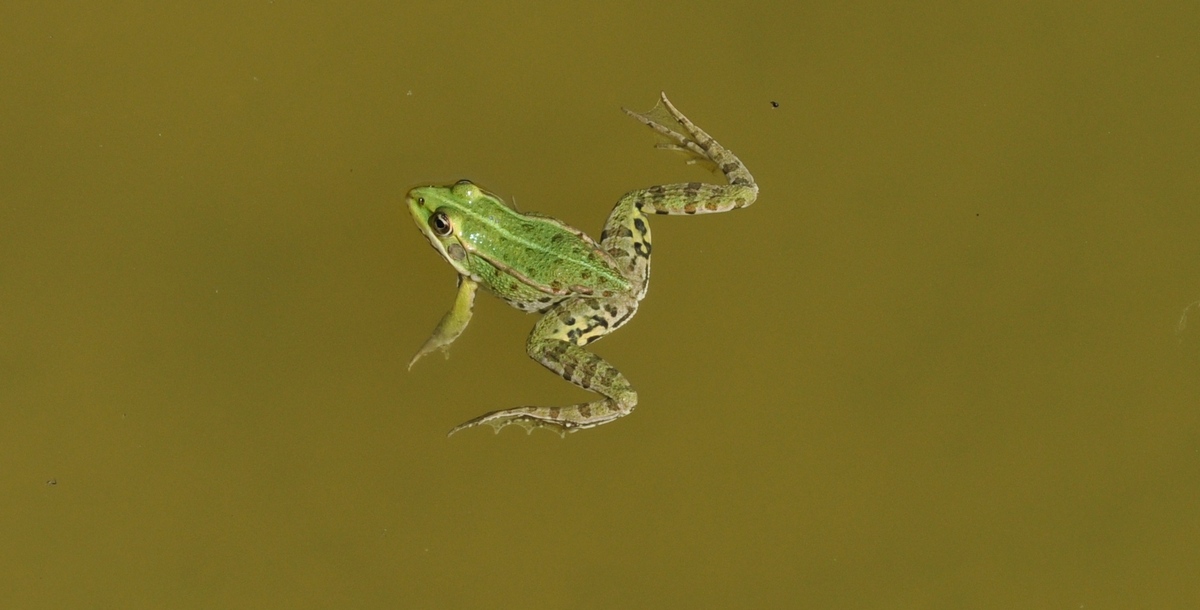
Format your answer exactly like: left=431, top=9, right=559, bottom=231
left=407, top=93, right=758, bottom=436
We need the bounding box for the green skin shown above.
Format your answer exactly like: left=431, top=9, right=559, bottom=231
left=407, top=92, right=758, bottom=436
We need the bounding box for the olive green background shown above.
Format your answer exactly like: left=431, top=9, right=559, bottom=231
left=3, top=2, right=1199, bottom=608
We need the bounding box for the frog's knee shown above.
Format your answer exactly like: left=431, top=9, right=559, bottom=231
left=622, top=390, right=638, bottom=412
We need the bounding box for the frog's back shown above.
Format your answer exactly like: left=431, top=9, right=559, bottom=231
left=460, top=203, right=631, bottom=304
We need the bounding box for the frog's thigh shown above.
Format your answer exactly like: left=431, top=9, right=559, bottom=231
left=529, top=296, right=636, bottom=387
left=600, top=197, right=652, bottom=300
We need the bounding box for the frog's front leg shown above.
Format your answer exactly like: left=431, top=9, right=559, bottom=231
left=448, top=296, right=639, bottom=436
left=408, top=275, right=478, bottom=370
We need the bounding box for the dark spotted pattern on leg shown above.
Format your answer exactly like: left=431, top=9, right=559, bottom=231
left=446, top=296, right=639, bottom=436
left=600, top=199, right=653, bottom=300
left=444, top=93, right=758, bottom=437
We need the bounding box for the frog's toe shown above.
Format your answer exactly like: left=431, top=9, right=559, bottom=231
left=447, top=408, right=573, bottom=438
left=624, top=95, right=714, bottom=164
left=447, top=400, right=633, bottom=437
left=653, top=142, right=710, bottom=166
left=407, top=343, right=449, bottom=371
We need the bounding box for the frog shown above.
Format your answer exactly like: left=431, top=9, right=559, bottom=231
left=406, top=92, right=758, bottom=436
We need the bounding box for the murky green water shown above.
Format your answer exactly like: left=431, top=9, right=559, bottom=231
left=3, top=2, right=1198, bottom=608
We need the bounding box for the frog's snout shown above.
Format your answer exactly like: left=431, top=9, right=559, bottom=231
left=406, top=186, right=440, bottom=210
left=405, top=188, right=430, bottom=215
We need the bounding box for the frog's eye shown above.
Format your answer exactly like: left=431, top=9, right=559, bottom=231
left=429, top=210, right=453, bottom=236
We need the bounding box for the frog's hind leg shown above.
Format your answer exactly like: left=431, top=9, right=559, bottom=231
left=447, top=297, right=639, bottom=437
left=599, top=199, right=654, bottom=301
left=622, top=92, right=759, bottom=215
left=597, top=95, right=760, bottom=304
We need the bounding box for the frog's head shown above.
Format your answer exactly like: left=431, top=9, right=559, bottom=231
left=406, top=179, right=492, bottom=276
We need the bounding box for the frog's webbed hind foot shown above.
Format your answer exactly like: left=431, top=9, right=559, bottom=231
left=622, top=92, right=714, bottom=163
left=447, top=400, right=634, bottom=437
left=620, top=93, right=758, bottom=215
left=623, top=92, right=755, bottom=187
